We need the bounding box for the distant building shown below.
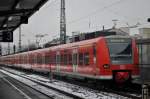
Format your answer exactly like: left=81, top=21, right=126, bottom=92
left=104, top=28, right=129, bottom=36
left=70, top=28, right=129, bottom=43
left=119, top=27, right=130, bottom=35
left=44, top=28, right=130, bottom=47
left=139, top=28, right=150, bottom=38
left=138, top=28, right=150, bottom=66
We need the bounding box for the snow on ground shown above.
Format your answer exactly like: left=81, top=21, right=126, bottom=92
left=1, top=68, right=130, bottom=99
left=0, top=70, right=71, bottom=99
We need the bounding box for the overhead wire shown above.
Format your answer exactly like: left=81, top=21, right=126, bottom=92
left=68, top=0, right=127, bottom=24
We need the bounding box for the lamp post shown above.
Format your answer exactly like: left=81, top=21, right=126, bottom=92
left=19, top=26, right=22, bottom=52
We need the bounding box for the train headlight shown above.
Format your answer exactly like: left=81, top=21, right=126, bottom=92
left=103, top=64, right=110, bottom=69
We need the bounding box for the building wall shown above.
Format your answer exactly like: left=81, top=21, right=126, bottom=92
left=139, top=28, right=150, bottom=65
left=139, top=28, right=150, bottom=38
left=138, top=28, right=150, bottom=82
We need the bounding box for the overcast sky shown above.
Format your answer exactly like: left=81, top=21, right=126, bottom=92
left=2, top=0, right=150, bottom=50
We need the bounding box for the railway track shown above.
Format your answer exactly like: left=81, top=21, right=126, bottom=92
left=1, top=66, right=141, bottom=99
left=64, top=76, right=142, bottom=99
left=0, top=68, right=82, bottom=99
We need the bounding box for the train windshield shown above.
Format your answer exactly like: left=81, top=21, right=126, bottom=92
left=107, top=38, right=132, bottom=64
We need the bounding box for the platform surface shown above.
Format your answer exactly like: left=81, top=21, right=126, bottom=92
left=0, top=71, right=50, bottom=99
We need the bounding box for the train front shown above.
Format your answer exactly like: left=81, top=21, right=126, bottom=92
left=105, top=36, right=139, bottom=83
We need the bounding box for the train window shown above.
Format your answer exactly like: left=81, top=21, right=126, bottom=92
left=61, top=54, right=64, bottom=65
left=24, top=55, right=27, bottom=64
left=22, top=55, right=25, bottom=64
left=73, top=53, right=78, bottom=65
left=107, top=41, right=133, bottom=64
left=68, top=54, right=72, bottom=65
left=56, top=55, right=60, bottom=64
left=64, top=54, right=68, bottom=65
left=37, top=54, right=42, bottom=64
left=84, top=52, right=89, bottom=65
left=93, top=45, right=96, bottom=57
left=21, top=56, right=23, bottom=64
left=79, top=53, right=83, bottom=65
left=31, top=55, right=34, bottom=64
left=45, top=55, right=50, bottom=64
left=34, top=55, right=37, bottom=64
left=24, top=56, right=26, bottom=64
left=50, top=55, right=53, bottom=64
left=53, top=55, right=56, bottom=65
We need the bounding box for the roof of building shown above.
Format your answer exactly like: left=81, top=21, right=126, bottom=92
left=0, top=0, right=48, bottom=34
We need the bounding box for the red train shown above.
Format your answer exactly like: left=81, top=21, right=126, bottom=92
left=0, top=35, right=139, bottom=83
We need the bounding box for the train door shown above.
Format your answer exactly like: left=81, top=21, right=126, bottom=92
left=56, top=51, right=60, bottom=72
left=93, top=43, right=98, bottom=75
left=72, top=48, right=78, bottom=73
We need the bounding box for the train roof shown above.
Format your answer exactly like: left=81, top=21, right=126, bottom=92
left=105, top=35, right=132, bottom=39
left=0, top=35, right=133, bottom=57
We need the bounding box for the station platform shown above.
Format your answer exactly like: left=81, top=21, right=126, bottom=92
left=0, top=72, right=27, bottom=99
left=0, top=71, right=50, bottom=99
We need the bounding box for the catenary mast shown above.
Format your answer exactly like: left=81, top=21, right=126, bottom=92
left=60, top=0, right=66, bottom=44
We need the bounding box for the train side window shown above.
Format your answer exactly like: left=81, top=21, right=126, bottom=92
left=26, top=55, right=28, bottom=64
left=34, top=55, right=37, bottom=64
left=31, top=55, right=34, bottom=64
left=64, top=54, right=67, bottom=65
left=24, top=55, right=26, bottom=64
left=61, top=54, right=64, bottom=65
left=79, top=53, right=83, bottom=65
left=73, top=53, right=78, bottom=65
left=84, top=52, right=89, bottom=65
left=56, top=55, right=60, bottom=64
left=38, top=55, right=41, bottom=64
left=37, top=54, right=42, bottom=64
left=53, top=55, right=56, bottom=65
left=45, top=55, right=50, bottom=64
left=68, top=54, right=72, bottom=65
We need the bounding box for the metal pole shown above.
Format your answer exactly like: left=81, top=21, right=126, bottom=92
left=142, top=84, right=149, bottom=99
left=0, top=43, right=2, bottom=55
left=28, top=39, right=30, bottom=51
left=6, top=19, right=10, bottom=55
left=60, top=0, right=66, bottom=44
left=13, top=45, right=16, bottom=54
left=19, top=26, right=21, bottom=52
left=8, top=43, right=10, bottom=54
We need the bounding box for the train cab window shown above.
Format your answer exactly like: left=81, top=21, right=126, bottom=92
left=84, top=52, right=89, bottom=65
left=79, top=53, right=84, bottom=65
left=107, top=38, right=133, bottom=64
